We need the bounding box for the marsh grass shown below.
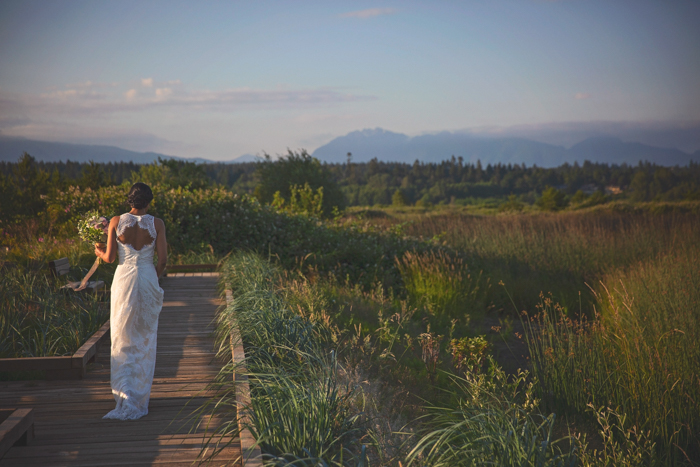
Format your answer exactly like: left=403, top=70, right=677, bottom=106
left=0, top=232, right=113, bottom=361
left=405, top=360, right=577, bottom=467
left=364, top=209, right=700, bottom=314
left=206, top=252, right=590, bottom=466
left=0, top=265, right=108, bottom=359
left=396, top=250, right=490, bottom=320
left=206, top=252, right=370, bottom=466
left=525, top=247, right=700, bottom=464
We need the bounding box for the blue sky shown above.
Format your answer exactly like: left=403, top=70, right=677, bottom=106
left=1, top=0, right=699, bottom=160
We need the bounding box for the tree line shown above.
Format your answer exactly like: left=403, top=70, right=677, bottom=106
left=2, top=151, right=699, bottom=224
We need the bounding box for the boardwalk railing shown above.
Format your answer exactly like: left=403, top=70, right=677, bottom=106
left=0, top=321, right=110, bottom=380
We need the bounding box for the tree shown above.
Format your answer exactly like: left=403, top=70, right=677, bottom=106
left=79, top=161, right=111, bottom=190
left=392, top=189, right=408, bottom=206
left=9, top=152, right=50, bottom=218
left=131, top=158, right=210, bottom=190
left=628, top=171, right=651, bottom=202
left=254, top=150, right=346, bottom=218
left=536, top=186, right=567, bottom=211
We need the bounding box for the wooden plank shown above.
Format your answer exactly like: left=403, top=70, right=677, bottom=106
left=165, top=264, right=218, bottom=274
left=72, top=321, right=111, bottom=371
left=48, top=258, right=70, bottom=276
left=0, top=357, right=73, bottom=373
left=0, top=321, right=109, bottom=379
left=0, top=408, right=34, bottom=459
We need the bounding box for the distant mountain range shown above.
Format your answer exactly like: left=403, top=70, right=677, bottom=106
left=2, top=130, right=698, bottom=167
left=0, top=136, right=203, bottom=164
left=312, top=128, right=700, bottom=167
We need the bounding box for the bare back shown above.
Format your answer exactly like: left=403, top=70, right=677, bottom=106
left=118, top=224, right=156, bottom=251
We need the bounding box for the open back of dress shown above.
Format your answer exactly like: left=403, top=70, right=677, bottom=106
left=104, top=213, right=164, bottom=420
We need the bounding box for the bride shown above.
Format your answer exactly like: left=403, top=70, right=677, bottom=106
left=94, top=182, right=167, bottom=420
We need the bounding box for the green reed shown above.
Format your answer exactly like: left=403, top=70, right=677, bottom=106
left=0, top=265, right=108, bottom=359
left=405, top=359, right=577, bottom=467
left=205, top=251, right=367, bottom=466
left=525, top=247, right=700, bottom=465
left=395, top=250, right=490, bottom=320
left=375, top=210, right=700, bottom=314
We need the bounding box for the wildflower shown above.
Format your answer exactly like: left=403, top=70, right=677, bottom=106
left=38, top=237, right=44, bottom=242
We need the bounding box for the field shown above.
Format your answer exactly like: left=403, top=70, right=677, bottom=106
left=2, top=156, right=699, bottom=465
left=202, top=203, right=700, bottom=466
left=352, top=205, right=700, bottom=464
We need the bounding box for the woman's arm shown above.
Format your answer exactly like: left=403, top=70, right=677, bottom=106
left=94, top=216, right=119, bottom=263
left=154, top=218, right=168, bottom=278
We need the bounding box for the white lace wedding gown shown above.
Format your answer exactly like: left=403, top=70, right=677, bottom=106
left=103, top=213, right=164, bottom=420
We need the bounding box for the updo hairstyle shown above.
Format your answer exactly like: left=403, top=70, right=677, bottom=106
left=127, top=183, right=154, bottom=209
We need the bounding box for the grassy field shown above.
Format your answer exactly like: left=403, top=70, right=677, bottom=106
left=0, top=239, right=111, bottom=362
left=3, top=186, right=698, bottom=464
left=345, top=203, right=700, bottom=465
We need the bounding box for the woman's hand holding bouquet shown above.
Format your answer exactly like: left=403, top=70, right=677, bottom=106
left=77, top=210, right=109, bottom=247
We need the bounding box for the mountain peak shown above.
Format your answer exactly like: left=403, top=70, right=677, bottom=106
left=312, top=129, right=696, bottom=167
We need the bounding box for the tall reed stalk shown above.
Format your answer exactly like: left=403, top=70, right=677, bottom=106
left=525, top=248, right=700, bottom=464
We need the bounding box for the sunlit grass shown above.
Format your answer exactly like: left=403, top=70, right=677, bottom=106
left=396, top=249, right=490, bottom=320
left=525, top=247, right=700, bottom=464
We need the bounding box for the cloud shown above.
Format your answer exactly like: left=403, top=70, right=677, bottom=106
left=155, top=87, right=173, bottom=99
left=64, top=80, right=119, bottom=89
left=0, top=80, right=378, bottom=153
left=574, top=92, right=591, bottom=100
left=460, top=120, right=700, bottom=152
left=340, top=8, right=397, bottom=19
left=2, top=82, right=377, bottom=118
left=141, top=78, right=153, bottom=87
left=0, top=118, right=192, bottom=154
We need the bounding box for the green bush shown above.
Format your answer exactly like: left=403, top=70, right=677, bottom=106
left=537, top=186, right=567, bottom=211
left=254, top=150, right=346, bottom=218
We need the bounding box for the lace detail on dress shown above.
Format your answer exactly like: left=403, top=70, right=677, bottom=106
left=117, top=214, right=157, bottom=247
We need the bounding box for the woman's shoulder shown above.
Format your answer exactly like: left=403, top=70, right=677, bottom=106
left=153, top=217, right=165, bottom=229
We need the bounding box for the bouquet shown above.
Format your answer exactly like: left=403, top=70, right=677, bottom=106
left=77, top=210, right=109, bottom=247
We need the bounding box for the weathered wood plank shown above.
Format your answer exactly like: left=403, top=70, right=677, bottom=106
left=0, top=408, right=34, bottom=459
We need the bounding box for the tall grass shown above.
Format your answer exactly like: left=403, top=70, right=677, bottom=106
left=208, top=252, right=591, bottom=466
left=525, top=247, right=700, bottom=464
left=0, top=265, right=108, bottom=358
left=209, top=252, right=367, bottom=466
left=396, top=250, right=490, bottom=320
left=375, top=210, right=699, bottom=313
left=406, top=361, right=576, bottom=467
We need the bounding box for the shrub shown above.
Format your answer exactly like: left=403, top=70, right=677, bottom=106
left=254, top=150, right=346, bottom=218
left=537, top=186, right=567, bottom=211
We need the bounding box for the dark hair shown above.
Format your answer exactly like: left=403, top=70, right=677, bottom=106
left=127, top=183, right=153, bottom=209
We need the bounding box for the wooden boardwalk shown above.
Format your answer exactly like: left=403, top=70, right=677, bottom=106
left=0, top=273, right=242, bottom=466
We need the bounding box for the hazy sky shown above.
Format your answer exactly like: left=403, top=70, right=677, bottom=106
left=1, top=0, right=699, bottom=160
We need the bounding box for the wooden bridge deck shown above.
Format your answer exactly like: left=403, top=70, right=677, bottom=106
left=0, top=273, right=241, bottom=466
